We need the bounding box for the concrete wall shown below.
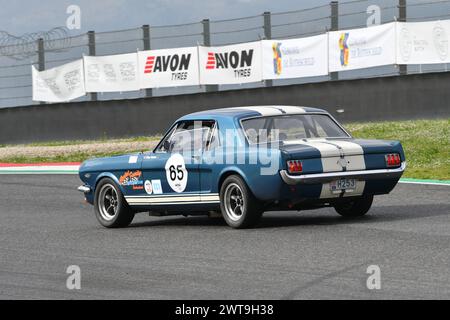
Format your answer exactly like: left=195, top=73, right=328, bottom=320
left=0, top=72, right=449, bottom=144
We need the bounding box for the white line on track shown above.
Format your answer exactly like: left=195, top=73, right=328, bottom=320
left=399, top=181, right=450, bottom=187
left=1, top=166, right=449, bottom=187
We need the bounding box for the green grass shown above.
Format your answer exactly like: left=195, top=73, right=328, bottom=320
left=0, top=136, right=161, bottom=163
left=1, top=119, right=449, bottom=180
left=20, top=135, right=161, bottom=148
left=1, top=151, right=128, bottom=164
left=345, top=119, right=450, bottom=180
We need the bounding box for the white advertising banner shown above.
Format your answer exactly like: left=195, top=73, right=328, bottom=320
left=138, top=47, right=199, bottom=88
left=83, top=53, right=140, bottom=92
left=32, top=59, right=85, bottom=102
left=397, top=20, right=450, bottom=64
left=199, top=41, right=262, bottom=84
left=261, top=34, right=328, bottom=80
left=328, top=22, right=396, bottom=72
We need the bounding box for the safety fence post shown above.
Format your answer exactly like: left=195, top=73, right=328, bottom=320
left=398, top=0, right=407, bottom=76
left=87, top=30, right=97, bottom=101
left=263, top=11, right=273, bottom=87
left=202, top=19, right=218, bottom=92
left=142, top=24, right=153, bottom=97
left=37, top=38, right=45, bottom=104
left=330, top=1, right=339, bottom=81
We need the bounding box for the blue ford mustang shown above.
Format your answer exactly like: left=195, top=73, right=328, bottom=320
left=78, top=106, right=406, bottom=228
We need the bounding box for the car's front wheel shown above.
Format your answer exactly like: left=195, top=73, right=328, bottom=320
left=334, top=195, right=373, bottom=218
left=220, top=175, right=263, bottom=229
left=94, top=178, right=134, bottom=228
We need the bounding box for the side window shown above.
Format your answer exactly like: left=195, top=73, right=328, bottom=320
left=156, top=120, right=216, bottom=153
left=156, top=124, right=178, bottom=153
left=243, top=118, right=267, bottom=144
left=312, top=115, right=346, bottom=137
left=313, top=120, right=328, bottom=137
left=205, top=121, right=220, bottom=150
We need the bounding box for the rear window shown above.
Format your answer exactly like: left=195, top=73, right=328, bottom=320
left=241, top=114, right=349, bottom=144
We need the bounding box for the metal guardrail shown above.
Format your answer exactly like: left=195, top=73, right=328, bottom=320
left=1, top=0, right=450, bottom=108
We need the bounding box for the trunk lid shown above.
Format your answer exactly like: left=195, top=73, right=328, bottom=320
left=281, top=138, right=364, bottom=159
left=280, top=138, right=404, bottom=173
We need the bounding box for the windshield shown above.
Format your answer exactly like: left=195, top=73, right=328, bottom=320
left=241, top=114, right=349, bottom=144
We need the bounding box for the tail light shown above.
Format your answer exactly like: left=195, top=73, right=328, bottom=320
left=287, top=160, right=303, bottom=173
left=385, top=153, right=401, bottom=167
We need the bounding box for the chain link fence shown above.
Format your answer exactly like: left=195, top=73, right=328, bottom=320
left=1, top=0, right=450, bottom=108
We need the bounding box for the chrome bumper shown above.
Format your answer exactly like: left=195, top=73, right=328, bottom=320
left=280, top=162, right=406, bottom=185
left=77, top=185, right=91, bottom=193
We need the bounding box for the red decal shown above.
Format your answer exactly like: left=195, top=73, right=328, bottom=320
left=144, top=56, right=155, bottom=74
left=206, top=52, right=215, bottom=69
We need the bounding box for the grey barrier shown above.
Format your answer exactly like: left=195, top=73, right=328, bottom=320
left=0, top=71, right=448, bottom=144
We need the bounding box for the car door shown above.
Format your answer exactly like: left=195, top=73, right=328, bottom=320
left=198, top=121, right=220, bottom=195
left=198, top=120, right=235, bottom=207
left=137, top=120, right=207, bottom=207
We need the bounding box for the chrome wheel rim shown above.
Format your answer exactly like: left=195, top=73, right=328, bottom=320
left=224, top=183, right=245, bottom=221
left=98, top=183, right=119, bottom=221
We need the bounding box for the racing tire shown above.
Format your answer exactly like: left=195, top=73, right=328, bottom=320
left=334, top=195, right=374, bottom=218
left=94, top=178, right=134, bottom=228
left=220, top=175, right=263, bottom=229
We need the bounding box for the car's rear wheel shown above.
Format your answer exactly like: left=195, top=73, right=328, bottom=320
left=220, top=175, right=263, bottom=229
left=94, top=178, right=134, bottom=228
left=334, top=195, right=373, bottom=218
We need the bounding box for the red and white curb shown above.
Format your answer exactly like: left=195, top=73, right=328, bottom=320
left=0, top=162, right=80, bottom=174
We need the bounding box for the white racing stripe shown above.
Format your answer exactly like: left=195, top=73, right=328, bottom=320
left=285, top=139, right=339, bottom=158
left=234, top=106, right=306, bottom=116
left=315, top=140, right=366, bottom=198
left=326, top=140, right=366, bottom=171
left=234, top=106, right=283, bottom=116
left=328, top=140, right=365, bottom=156
left=277, top=106, right=306, bottom=114
left=284, top=139, right=367, bottom=199
left=125, top=193, right=220, bottom=205
left=317, top=140, right=366, bottom=198
left=200, top=194, right=222, bottom=201
left=130, top=201, right=219, bottom=205
left=283, top=139, right=365, bottom=172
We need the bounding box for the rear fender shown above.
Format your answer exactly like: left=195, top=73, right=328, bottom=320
left=218, top=165, right=283, bottom=201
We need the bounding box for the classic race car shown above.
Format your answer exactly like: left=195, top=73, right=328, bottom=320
left=78, top=106, right=406, bottom=229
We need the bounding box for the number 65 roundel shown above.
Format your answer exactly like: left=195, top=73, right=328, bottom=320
left=165, top=153, right=188, bottom=193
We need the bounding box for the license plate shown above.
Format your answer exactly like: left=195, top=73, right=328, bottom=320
left=330, top=178, right=356, bottom=191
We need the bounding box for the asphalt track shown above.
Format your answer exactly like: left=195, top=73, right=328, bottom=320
left=0, top=174, right=449, bottom=300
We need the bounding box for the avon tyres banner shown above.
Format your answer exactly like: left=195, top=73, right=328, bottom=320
left=261, top=34, right=328, bottom=80
left=199, top=41, right=262, bottom=85
left=328, top=22, right=396, bottom=72
left=32, top=59, right=85, bottom=102
left=83, top=53, right=140, bottom=92
left=397, top=20, right=450, bottom=65
left=138, top=47, right=200, bottom=88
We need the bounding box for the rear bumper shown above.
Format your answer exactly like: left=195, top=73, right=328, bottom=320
left=280, top=162, right=406, bottom=185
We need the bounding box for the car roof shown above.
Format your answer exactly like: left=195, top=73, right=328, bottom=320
left=179, top=106, right=328, bottom=121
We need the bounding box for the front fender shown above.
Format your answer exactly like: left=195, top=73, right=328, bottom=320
left=95, top=172, right=127, bottom=195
